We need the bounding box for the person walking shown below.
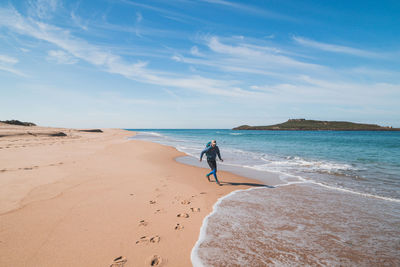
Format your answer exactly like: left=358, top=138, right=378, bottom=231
left=200, top=140, right=223, bottom=186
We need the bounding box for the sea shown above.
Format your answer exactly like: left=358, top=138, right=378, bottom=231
left=128, top=129, right=400, bottom=266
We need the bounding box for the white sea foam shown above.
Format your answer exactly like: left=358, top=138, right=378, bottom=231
left=191, top=188, right=254, bottom=267
left=140, top=131, right=163, bottom=137
left=307, top=180, right=400, bottom=203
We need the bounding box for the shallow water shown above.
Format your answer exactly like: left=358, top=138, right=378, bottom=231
left=192, top=184, right=400, bottom=266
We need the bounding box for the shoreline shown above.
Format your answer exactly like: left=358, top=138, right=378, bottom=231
left=0, top=125, right=263, bottom=266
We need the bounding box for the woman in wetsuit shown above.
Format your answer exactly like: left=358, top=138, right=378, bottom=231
left=200, top=140, right=223, bottom=186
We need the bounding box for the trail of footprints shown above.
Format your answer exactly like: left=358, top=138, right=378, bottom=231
left=126, top=188, right=203, bottom=265
left=0, top=162, right=64, bottom=173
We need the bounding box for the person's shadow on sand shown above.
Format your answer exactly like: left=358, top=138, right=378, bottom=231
left=213, top=181, right=275, bottom=188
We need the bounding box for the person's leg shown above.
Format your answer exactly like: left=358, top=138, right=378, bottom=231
left=208, top=159, right=220, bottom=185
left=206, top=159, right=214, bottom=181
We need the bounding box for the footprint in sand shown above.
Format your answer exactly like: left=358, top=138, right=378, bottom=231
left=139, top=220, right=148, bottom=226
left=190, top=207, right=201, bottom=212
left=150, top=236, right=161, bottom=243
left=177, top=213, right=189, bottom=218
left=180, top=200, right=191, bottom=205
left=149, top=200, right=157, bottom=204
left=136, top=235, right=160, bottom=244
left=174, top=223, right=184, bottom=230
left=150, top=255, right=162, bottom=266
left=110, top=256, right=127, bottom=267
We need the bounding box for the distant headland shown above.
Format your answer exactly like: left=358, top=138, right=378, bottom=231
left=0, top=120, right=36, bottom=126
left=233, top=119, right=400, bottom=131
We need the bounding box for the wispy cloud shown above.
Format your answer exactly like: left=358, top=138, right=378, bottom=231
left=0, top=7, right=252, bottom=97
left=207, top=36, right=321, bottom=70
left=190, top=46, right=202, bottom=56
left=0, top=54, right=18, bottom=64
left=171, top=36, right=324, bottom=78
left=47, top=50, right=78, bottom=64
left=293, top=36, right=383, bottom=58
left=0, top=54, right=26, bottom=76
left=200, top=0, right=295, bottom=21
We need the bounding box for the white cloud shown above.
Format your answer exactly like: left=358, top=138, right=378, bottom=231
left=207, top=36, right=322, bottom=70
left=293, top=36, right=382, bottom=58
left=200, top=0, right=294, bottom=21
left=190, top=46, right=202, bottom=56
left=0, top=7, right=251, bottom=97
left=1, top=6, right=398, bottom=109
left=47, top=50, right=78, bottom=64
left=171, top=36, right=324, bottom=80
left=0, top=55, right=18, bottom=64
left=0, top=54, right=26, bottom=77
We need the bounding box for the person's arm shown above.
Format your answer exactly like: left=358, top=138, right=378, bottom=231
left=216, top=147, right=223, bottom=161
left=200, top=147, right=210, bottom=161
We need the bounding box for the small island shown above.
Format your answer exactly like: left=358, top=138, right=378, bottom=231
left=233, top=119, right=400, bottom=131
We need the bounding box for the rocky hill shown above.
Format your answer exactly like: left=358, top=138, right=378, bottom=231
left=233, top=119, right=399, bottom=131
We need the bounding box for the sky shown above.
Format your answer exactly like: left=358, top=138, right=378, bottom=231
left=0, top=0, right=399, bottom=128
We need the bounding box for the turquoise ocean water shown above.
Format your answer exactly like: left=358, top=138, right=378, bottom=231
left=129, top=129, right=400, bottom=200
left=128, top=129, right=400, bottom=266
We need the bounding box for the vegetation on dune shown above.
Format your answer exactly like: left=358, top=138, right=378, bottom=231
left=0, top=120, right=36, bottom=126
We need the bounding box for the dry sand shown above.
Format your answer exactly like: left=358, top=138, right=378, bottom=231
left=0, top=123, right=262, bottom=267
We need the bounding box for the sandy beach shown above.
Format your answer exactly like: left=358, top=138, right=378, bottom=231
left=0, top=123, right=261, bottom=266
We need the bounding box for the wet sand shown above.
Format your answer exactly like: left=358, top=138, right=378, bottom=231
left=0, top=123, right=264, bottom=266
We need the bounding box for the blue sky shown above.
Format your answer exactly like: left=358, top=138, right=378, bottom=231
left=1, top=0, right=399, bottom=128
